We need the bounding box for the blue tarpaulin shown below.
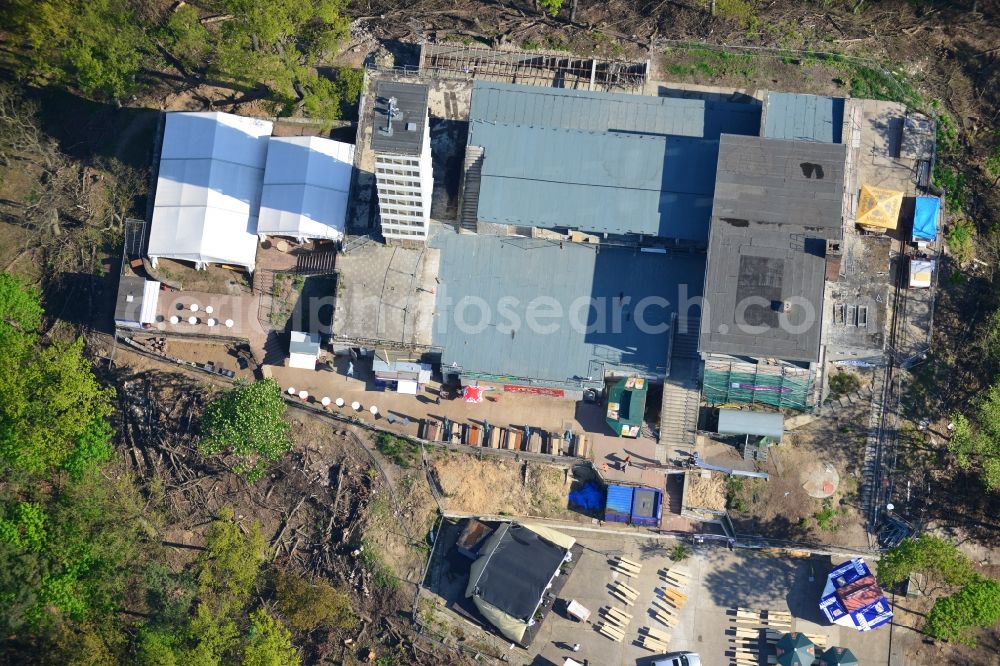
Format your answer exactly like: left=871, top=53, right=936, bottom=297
left=819, top=558, right=893, bottom=631
left=569, top=481, right=604, bottom=512
left=912, top=196, right=940, bottom=242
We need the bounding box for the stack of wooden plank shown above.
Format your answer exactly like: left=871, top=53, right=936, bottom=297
left=611, top=556, right=642, bottom=577
left=638, top=626, right=672, bottom=652
left=610, top=580, right=639, bottom=606
left=763, top=609, right=792, bottom=632
left=597, top=621, right=625, bottom=642
left=650, top=595, right=679, bottom=627
left=597, top=606, right=631, bottom=643
left=730, top=608, right=764, bottom=666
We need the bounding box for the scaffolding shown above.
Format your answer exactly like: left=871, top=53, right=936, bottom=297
left=419, top=43, right=647, bottom=92
left=702, top=359, right=815, bottom=412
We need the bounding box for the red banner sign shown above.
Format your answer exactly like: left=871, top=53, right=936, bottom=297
left=503, top=385, right=565, bottom=398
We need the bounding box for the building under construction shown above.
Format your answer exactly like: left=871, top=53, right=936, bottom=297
left=419, top=43, right=648, bottom=93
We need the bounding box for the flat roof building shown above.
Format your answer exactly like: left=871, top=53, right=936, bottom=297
left=699, top=135, right=847, bottom=364
left=371, top=81, right=433, bottom=244
left=432, top=230, right=704, bottom=393
left=114, top=275, right=160, bottom=329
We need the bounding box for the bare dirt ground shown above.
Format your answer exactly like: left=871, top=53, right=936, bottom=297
left=684, top=471, right=727, bottom=512
left=99, top=347, right=449, bottom=664
left=429, top=452, right=573, bottom=518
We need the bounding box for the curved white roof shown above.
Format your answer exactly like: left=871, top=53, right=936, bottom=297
left=148, top=112, right=272, bottom=271
left=257, top=136, right=355, bottom=242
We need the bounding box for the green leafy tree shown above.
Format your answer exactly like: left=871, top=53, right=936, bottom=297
left=947, top=381, right=1000, bottom=492
left=243, top=608, right=300, bottom=666
left=213, top=0, right=350, bottom=110
left=539, top=0, right=564, bottom=17
left=200, top=379, right=292, bottom=482
left=925, top=576, right=1000, bottom=646
left=8, top=0, right=147, bottom=99
left=274, top=569, right=357, bottom=631
left=877, top=534, right=976, bottom=588
left=163, top=5, right=213, bottom=72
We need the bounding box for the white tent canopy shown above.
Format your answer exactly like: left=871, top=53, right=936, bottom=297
left=257, top=136, right=355, bottom=243
left=148, top=112, right=272, bottom=272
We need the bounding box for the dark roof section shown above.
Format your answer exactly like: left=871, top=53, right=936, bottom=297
left=471, top=523, right=566, bottom=622
left=371, top=81, right=429, bottom=156
left=764, top=92, right=845, bottom=143
left=114, top=275, right=146, bottom=323
left=700, top=135, right=847, bottom=362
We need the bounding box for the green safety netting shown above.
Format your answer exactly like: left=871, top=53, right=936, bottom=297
left=703, top=365, right=814, bottom=412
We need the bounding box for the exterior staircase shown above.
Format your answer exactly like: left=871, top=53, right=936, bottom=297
left=656, top=316, right=702, bottom=463
left=459, top=146, right=483, bottom=232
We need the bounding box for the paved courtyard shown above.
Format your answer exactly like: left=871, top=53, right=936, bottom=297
left=525, top=528, right=895, bottom=666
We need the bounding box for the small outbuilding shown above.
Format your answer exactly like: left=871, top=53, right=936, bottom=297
left=288, top=331, right=321, bottom=370
left=606, top=376, right=647, bottom=438
left=114, top=275, right=160, bottom=329
left=465, top=522, right=575, bottom=645
left=909, top=258, right=935, bottom=288
left=717, top=409, right=784, bottom=440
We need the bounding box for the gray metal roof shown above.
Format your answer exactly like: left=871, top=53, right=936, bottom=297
left=470, top=81, right=761, bottom=139
left=764, top=92, right=844, bottom=143
left=466, top=82, right=761, bottom=240
left=430, top=229, right=705, bottom=388
left=371, top=81, right=429, bottom=155
left=471, top=123, right=717, bottom=239
left=289, top=330, right=321, bottom=356
left=717, top=408, right=784, bottom=438
left=699, top=135, right=847, bottom=362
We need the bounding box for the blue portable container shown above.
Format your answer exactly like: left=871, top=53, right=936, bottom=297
left=630, top=487, right=663, bottom=527
left=604, top=484, right=634, bottom=524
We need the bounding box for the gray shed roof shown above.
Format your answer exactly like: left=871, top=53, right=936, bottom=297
left=371, top=81, right=428, bottom=156
left=699, top=135, right=847, bottom=362
left=764, top=92, right=845, bottom=143
left=115, top=275, right=146, bottom=324
left=717, top=409, right=784, bottom=438
left=431, top=230, right=705, bottom=388
left=470, top=123, right=718, bottom=239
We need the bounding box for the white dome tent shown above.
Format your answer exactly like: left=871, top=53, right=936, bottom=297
left=147, top=111, right=273, bottom=273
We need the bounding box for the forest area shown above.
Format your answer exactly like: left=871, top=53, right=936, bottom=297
left=1, top=0, right=1000, bottom=664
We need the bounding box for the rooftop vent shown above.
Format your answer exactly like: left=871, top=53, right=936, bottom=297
left=406, top=122, right=417, bottom=132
